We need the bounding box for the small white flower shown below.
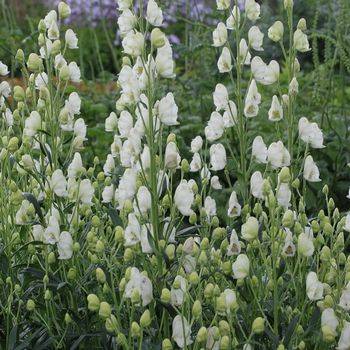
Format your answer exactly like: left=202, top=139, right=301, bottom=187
left=67, top=152, right=83, bottom=178
left=146, top=0, right=163, bottom=26
left=57, top=231, right=73, bottom=259
left=136, top=186, right=152, bottom=214
left=0, top=61, right=9, bottom=76
left=68, top=62, right=81, bottom=82
left=232, top=254, right=250, bottom=279
left=250, top=171, right=264, bottom=199
left=125, top=267, right=153, bottom=306
left=118, top=9, right=137, bottom=36
left=245, top=0, right=260, bottom=22
left=298, top=117, right=324, bottom=148
left=190, top=153, right=202, bottom=172
left=218, top=47, right=232, bottom=73
left=190, top=136, right=203, bottom=153
left=213, top=83, right=229, bottom=111
left=226, top=6, right=240, bottom=29
left=65, top=92, right=81, bottom=116
left=171, top=275, right=187, bottom=306
left=205, top=112, right=224, bottom=142
left=44, top=215, right=60, bottom=244
left=78, top=179, right=94, bottom=204
left=210, top=143, right=227, bottom=170
left=241, top=216, right=259, bottom=241
left=339, top=283, right=350, bottom=311
left=303, top=155, right=321, bottom=182
left=306, top=271, right=323, bottom=300
left=24, top=111, right=41, bottom=137
left=238, top=39, right=251, bottom=65
left=252, top=136, right=267, bottom=163
left=122, top=31, right=144, bottom=57
left=251, top=56, right=280, bottom=85
left=102, top=184, right=114, bottom=203
left=51, top=169, right=68, bottom=197
left=174, top=180, right=194, bottom=216
left=211, top=175, right=222, bottom=190
left=103, top=154, right=115, bottom=175
left=165, top=142, right=181, bottom=169
left=321, top=308, right=338, bottom=340
left=227, top=229, right=241, bottom=256
left=213, top=22, right=227, bottom=47
left=0, top=81, right=11, bottom=98
left=105, top=112, right=118, bottom=132
left=155, top=39, right=175, bottom=78
left=298, top=230, right=314, bottom=257
left=268, top=95, right=283, bottom=121
left=65, top=29, right=78, bottom=49
left=293, top=29, right=310, bottom=52
left=223, top=100, right=237, bottom=127
left=277, top=183, right=291, bottom=208
left=172, top=315, right=192, bottom=349
left=204, top=196, right=217, bottom=217
left=216, top=0, right=230, bottom=10
left=267, top=141, right=290, bottom=168
left=157, top=92, right=179, bottom=125
left=228, top=191, right=241, bottom=217
left=244, top=79, right=261, bottom=117
left=338, top=321, right=350, bottom=350
left=248, top=26, right=264, bottom=51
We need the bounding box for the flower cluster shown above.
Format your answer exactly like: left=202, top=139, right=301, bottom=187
left=0, top=1, right=350, bottom=349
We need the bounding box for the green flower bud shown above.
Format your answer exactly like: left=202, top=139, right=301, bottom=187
left=26, top=299, right=35, bottom=311
left=140, top=309, right=151, bottom=328
left=282, top=210, right=294, bottom=228
left=161, top=288, right=171, bottom=304
left=96, top=268, right=106, bottom=284
left=67, top=267, right=76, bottom=281
left=323, top=223, right=333, bottom=237
left=123, top=248, right=134, bottom=262
left=192, top=300, right=202, bottom=319
left=15, top=49, right=25, bottom=64
left=13, top=86, right=25, bottom=101
left=87, top=294, right=100, bottom=312
left=58, top=1, right=71, bottom=19
left=131, top=321, right=141, bottom=338
left=268, top=21, right=284, bottom=42
left=7, top=137, right=19, bottom=152
left=189, top=212, right=197, bottom=225
left=44, top=289, right=52, bottom=300
left=59, top=65, right=70, bottom=81
left=204, top=283, right=214, bottom=299
left=181, top=159, right=189, bottom=173
left=284, top=0, right=293, bottom=9
left=220, top=335, right=230, bottom=350
left=252, top=317, right=265, bottom=334
left=99, top=301, right=111, bottom=319
left=291, top=178, right=300, bottom=189
left=279, top=167, right=291, bottom=183
left=162, top=338, right=173, bottom=350
left=48, top=252, right=56, bottom=264
left=151, top=28, right=166, bottom=48
left=65, top=312, right=72, bottom=324
left=27, top=53, right=43, bottom=72
left=196, top=327, right=207, bottom=343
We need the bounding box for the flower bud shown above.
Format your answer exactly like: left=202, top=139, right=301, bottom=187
left=151, top=28, right=166, bottom=48
left=252, top=317, right=265, bottom=334
left=140, top=309, right=151, bottom=327
left=15, top=49, right=25, bottom=64
left=284, top=0, right=293, bottom=9
left=105, top=315, right=118, bottom=333
left=131, top=321, right=141, bottom=338
left=162, top=338, right=173, bottom=350
left=27, top=53, right=43, bottom=72
left=48, top=251, right=56, bottom=264
left=26, top=299, right=35, bottom=311
left=220, top=335, right=230, bottom=350
left=59, top=65, right=70, bottom=81
left=99, top=301, right=111, bottom=319
left=87, top=294, right=100, bottom=312
left=58, top=2, right=71, bottom=19
left=96, top=268, right=106, bottom=284
left=268, top=21, right=284, bottom=42
left=161, top=288, right=171, bottom=304
left=196, top=327, right=207, bottom=343
left=13, top=86, right=25, bottom=101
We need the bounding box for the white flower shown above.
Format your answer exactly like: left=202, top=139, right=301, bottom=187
left=0, top=61, right=9, bottom=76
left=228, top=191, right=241, bottom=217
left=54, top=54, right=67, bottom=69
left=3, top=108, right=13, bottom=127
left=118, top=9, right=137, bottom=36
left=241, top=216, right=259, bottom=241
left=213, top=83, right=229, bottom=111
left=191, top=136, right=203, bottom=153
left=218, top=47, right=232, bottom=73
left=115, top=168, right=137, bottom=209
left=65, top=92, right=81, bottom=116
left=339, top=284, right=350, bottom=311
left=44, top=215, right=60, bottom=244
left=146, top=0, right=163, bottom=26
left=125, top=267, right=153, bottom=306
left=303, top=155, right=321, bottom=182
left=250, top=171, right=264, bottom=199
left=136, top=186, right=152, bottom=214
left=0, top=81, right=11, bottom=98
left=172, top=315, right=192, bottom=349
left=210, top=143, right=226, bottom=170
left=68, top=62, right=81, bottom=82
left=74, top=118, right=87, bottom=139
left=282, top=229, right=296, bottom=257
left=338, top=321, right=350, bottom=350
left=122, top=31, right=144, bottom=57
left=244, top=79, right=261, bottom=117
left=48, top=20, right=59, bottom=40
left=57, top=231, right=73, bottom=259
left=289, top=77, right=299, bottom=95
left=140, top=224, right=153, bottom=253
left=32, top=225, right=44, bottom=241
left=227, top=229, right=241, bottom=256
left=15, top=200, right=32, bottom=225
left=268, top=95, right=283, bottom=121
left=252, top=136, right=267, bottom=163
left=157, top=92, right=178, bottom=125
left=205, top=112, right=225, bottom=142
left=65, top=29, right=78, bottom=49
left=344, top=213, right=350, bottom=232
left=293, top=29, right=310, bottom=52
left=174, top=180, right=194, bottom=216
left=226, top=6, right=240, bottom=30
left=165, top=142, right=181, bottom=169
left=51, top=169, right=67, bottom=197
left=213, top=22, right=227, bottom=47
left=124, top=213, right=141, bottom=246
left=321, top=308, right=338, bottom=340
left=211, top=175, right=222, bottom=190
left=78, top=179, right=94, bottom=204
left=298, top=117, right=324, bottom=148
left=103, top=154, right=115, bottom=175
left=35, top=72, right=48, bottom=90
left=190, top=153, right=202, bottom=172
left=277, top=183, right=291, bottom=208
left=44, top=10, right=57, bottom=28
left=298, top=231, right=314, bottom=257
left=105, top=112, right=118, bottom=132
left=223, top=289, right=237, bottom=313
left=223, top=101, right=237, bottom=127
left=251, top=56, right=279, bottom=85
left=24, top=111, right=41, bottom=137
left=267, top=141, right=290, bottom=168
left=232, top=254, right=250, bottom=279
left=171, top=275, right=187, bottom=306
left=268, top=21, right=284, bottom=42
left=204, top=196, right=217, bottom=217
left=118, top=65, right=140, bottom=103
left=238, top=39, right=251, bottom=65
left=245, top=0, right=260, bottom=21
left=117, top=0, right=132, bottom=10
left=102, top=184, right=114, bottom=203
left=216, top=0, right=230, bottom=10
left=155, top=39, right=175, bottom=78
left=248, top=26, right=264, bottom=51
left=118, top=111, right=133, bottom=138
left=67, top=152, right=83, bottom=178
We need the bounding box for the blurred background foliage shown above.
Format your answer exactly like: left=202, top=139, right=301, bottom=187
left=1, top=0, right=349, bottom=212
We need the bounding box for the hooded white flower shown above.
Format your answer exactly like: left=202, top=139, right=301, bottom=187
left=118, top=110, right=133, bottom=138
left=298, top=230, right=314, bottom=257
left=65, top=29, right=78, bottom=49
left=78, top=179, right=94, bottom=204
left=115, top=168, right=137, bottom=209
left=174, top=180, right=194, bottom=216
left=136, top=186, right=152, bottom=214
left=226, top=6, right=240, bottom=30
left=171, top=275, right=187, bottom=306
left=223, top=289, right=237, bottom=313
left=3, top=108, right=13, bottom=127
left=190, top=153, right=202, bottom=172
left=211, top=175, right=222, bottom=190
left=216, top=0, right=230, bottom=10
left=165, top=142, right=181, bottom=169
left=321, top=308, right=338, bottom=340
left=204, top=196, right=217, bottom=217
left=146, top=0, right=163, bottom=26
left=277, top=183, right=291, bottom=208
left=125, top=267, right=153, bottom=306
left=65, top=92, right=81, bottom=116
left=155, top=39, right=175, bottom=78
left=267, top=141, right=290, bottom=168
left=67, top=152, right=83, bottom=178
left=205, top=112, right=225, bottom=142
left=241, top=216, right=259, bottom=241
left=157, top=92, right=179, bottom=125
left=248, top=26, right=264, bottom=51
left=268, top=95, right=283, bottom=121
left=0, top=61, right=9, bottom=76
left=122, top=31, right=144, bottom=57
left=48, top=20, right=59, bottom=40
left=227, top=229, right=241, bottom=256
left=223, top=100, right=237, bottom=127
left=303, top=155, right=321, bottom=182
left=228, top=191, right=241, bottom=217
left=44, top=215, right=60, bottom=244
left=282, top=229, right=296, bottom=257
left=213, top=84, right=229, bottom=111
left=0, top=81, right=11, bottom=98
left=73, top=118, right=86, bottom=140
left=252, top=136, right=267, bottom=163
left=118, top=65, right=140, bottom=103
left=124, top=213, right=141, bottom=246
left=251, top=56, right=279, bottom=85
left=245, top=0, right=260, bottom=21
left=24, top=111, right=41, bottom=137
left=268, top=21, right=284, bottom=42
left=57, top=231, right=73, bottom=259
left=172, top=315, right=192, bottom=348
left=117, top=0, right=132, bottom=10
left=51, top=169, right=68, bottom=197
left=338, top=321, right=350, bottom=350
left=210, top=143, right=226, bottom=171
left=237, top=39, right=250, bottom=66
left=190, top=136, right=203, bottom=153
left=105, top=113, right=118, bottom=133
left=232, top=254, right=250, bottom=279
left=344, top=213, right=350, bottom=232
left=218, top=47, right=232, bottom=73
left=293, top=29, right=310, bottom=52
left=244, top=79, right=261, bottom=117
left=213, top=22, right=227, bottom=47
left=250, top=171, right=264, bottom=199
left=298, top=117, right=324, bottom=148
left=103, top=154, right=115, bottom=175
left=68, top=62, right=81, bottom=82
left=102, top=184, right=114, bottom=203
left=339, top=283, right=350, bottom=311
left=118, top=9, right=137, bottom=36
left=44, top=10, right=57, bottom=28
